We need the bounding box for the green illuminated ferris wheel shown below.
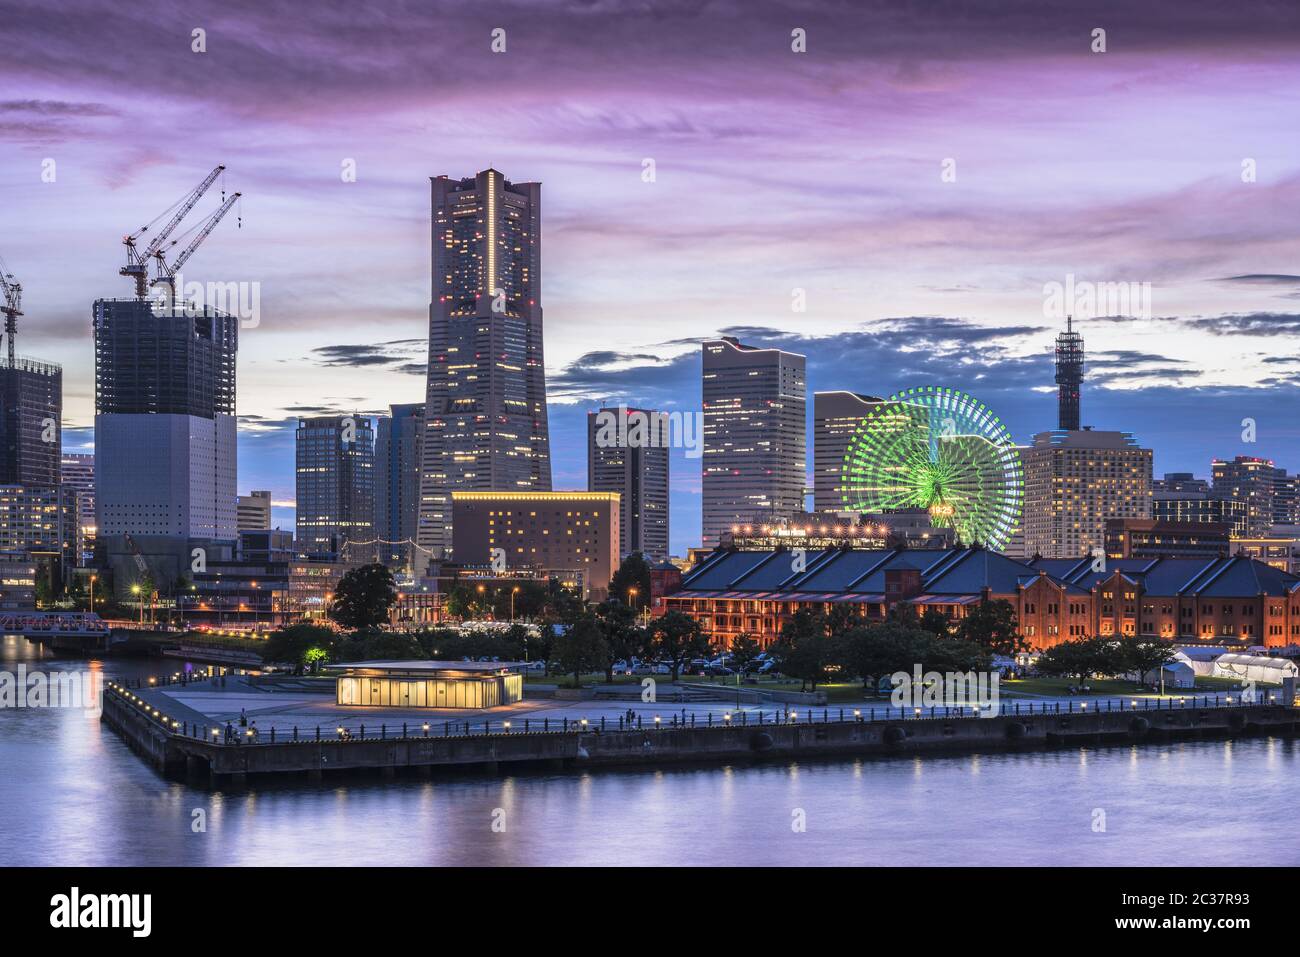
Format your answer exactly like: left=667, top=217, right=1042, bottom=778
left=840, top=386, right=1023, bottom=550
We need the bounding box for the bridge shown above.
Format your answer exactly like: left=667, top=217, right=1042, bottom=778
left=0, top=612, right=112, bottom=645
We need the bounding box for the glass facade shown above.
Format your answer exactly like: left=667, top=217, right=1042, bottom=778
left=336, top=672, right=522, bottom=709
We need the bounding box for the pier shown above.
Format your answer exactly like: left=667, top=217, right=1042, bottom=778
left=101, top=678, right=1300, bottom=788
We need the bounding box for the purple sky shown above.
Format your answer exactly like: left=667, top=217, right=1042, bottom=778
left=3, top=0, right=1300, bottom=553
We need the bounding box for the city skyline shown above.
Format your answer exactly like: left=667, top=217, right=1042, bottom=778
left=2, top=1, right=1298, bottom=555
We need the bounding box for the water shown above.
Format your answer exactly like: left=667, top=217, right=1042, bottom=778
left=3, top=637, right=1297, bottom=866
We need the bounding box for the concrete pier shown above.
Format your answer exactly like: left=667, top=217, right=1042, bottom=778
left=100, top=682, right=1300, bottom=788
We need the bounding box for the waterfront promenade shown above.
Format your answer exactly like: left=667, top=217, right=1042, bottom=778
left=101, top=671, right=1300, bottom=788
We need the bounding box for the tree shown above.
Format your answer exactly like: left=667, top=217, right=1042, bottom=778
left=1118, top=635, right=1178, bottom=688
left=770, top=609, right=834, bottom=691
left=594, top=600, right=646, bottom=682
left=553, top=615, right=607, bottom=687
left=1035, top=635, right=1120, bottom=684
left=263, top=623, right=338, bottom=671
left=648, top=610, right=710, bottom=681
left=955, top=599, right=1024, bottom=656
left=328, top=563, right=397, bottom=631
left=838, top=622, right=932, bottom=692
left=729, top=633, right=762, bottom=676
left=917, top=608, right=951, bottom=638
left=609, top=552, right=653, bottom=612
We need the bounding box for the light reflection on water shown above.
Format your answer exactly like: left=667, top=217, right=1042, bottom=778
left=2, top=638, right=1297, bottom=866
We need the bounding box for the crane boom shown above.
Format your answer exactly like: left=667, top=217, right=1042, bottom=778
left=151, top=192, right=241, bottom=293
left=0, top=255, right=22, bottom=366
left=120, top=165, right=225, bottom=297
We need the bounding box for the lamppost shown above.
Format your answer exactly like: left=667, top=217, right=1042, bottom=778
left=476, top=584, right=486, bottom=620
left=131, top=584, right=143, bottom=625
left=511, top=585, right=519, bottom=622
left=89, top=574, right=97, bottom=615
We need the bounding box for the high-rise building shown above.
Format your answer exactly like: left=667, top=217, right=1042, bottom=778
left=1022, top=429, right=1152, bottom=559
left=295, top=415, right=375, bottom=561
left=1272, top=467, right=1300, bottom=526
left=1153, top=495, right=1250, bottom=537
left=416, top=169, right=551, bottom=567
left=60, top=453, right=95, bottom=566
left=93, top=298, right=238, bottom=594
left=813, top=391, right=883, bottom=513
left=1054, top=316, right=1084, bottom=431
left=450, top=491, right=620, bottom=601
left=587, top=407, right=669, bottom=561
left=0, top=484, right=78, bottom=589
left=374, top=403, right=424, bottom=574
left=1211, top=455, right=1275, bottom=535
left=0, top=356, right=61, bottom=486
left=702, top=337, right=806, bottom=547
left=237, top=490, right=272, bottom=531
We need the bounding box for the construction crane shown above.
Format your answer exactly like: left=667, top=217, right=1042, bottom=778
left=0, top=254, right=21, bottom=366
left=149, top=190, right=241, bottom=297
left=120, top=165, right=225, bottom=297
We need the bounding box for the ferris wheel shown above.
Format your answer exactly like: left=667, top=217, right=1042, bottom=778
left=839, top=386, right=1023, bottom=551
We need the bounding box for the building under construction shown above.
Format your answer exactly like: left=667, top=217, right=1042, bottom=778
left=93, top=167, right=243, bottom=596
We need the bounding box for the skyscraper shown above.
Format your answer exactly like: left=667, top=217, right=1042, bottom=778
left=374, top=402, right=424, bottom=574
left=416, top=169, right=551, bottom=567
left=60, top=452, right=94, bottom=567
left=813, top=391, right=883, bottom=513
left=1054, top=315, right=1083, bottom=431
left=295, top=415, right=375, bottom=561
left=702, top=337, right=806, bottom=547
left=93, top=298, right=238, bottom=593
left=0, top=356, right=61, bottom=486
left=1211, top=455, right=1275, bottom=535
left=587, top=407, right=670, bottom=561
left=1022, top=429, right=1153, bottom=559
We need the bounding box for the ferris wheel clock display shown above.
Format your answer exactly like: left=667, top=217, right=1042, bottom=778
left=839, top=386, right=1023, bottom=551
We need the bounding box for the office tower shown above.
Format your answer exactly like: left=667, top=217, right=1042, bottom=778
left=450, top=491, right=620, bottom=601
left=702, top=337, right=806, bottom=547
left=1153, top=495, right=1250, bottom=537
left=587, top=407, right=669, bottom=561
left=60, top=452, right=95, bottom=567
left=1211, top=455, right=1275, bottom=535
left=295, top=414, right=375, bottom=561
left=93, top=298, right=238, bottom=593
left=1104, top=518, right=1231, bottom=560
left=1153, top=472, right=1210, bottom=496
left=416, top=168, right=551, bottom=567
left=0, top=484, right=79, bottom=588
left=813, top=391, right=883, bottom=513
left=374, top=403, right=424, bottom=573
left=1021, top=429, right=1152, bottom=559
left=1054, top=316, right=1083, bottom=431
left=1272, top=467, right=1300, bottom=526
left=237, top=490, right=273, bottom=531
left=0, top=356, right=61, bottom=486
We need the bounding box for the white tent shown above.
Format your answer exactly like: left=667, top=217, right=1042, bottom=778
left=1136, top=661, right=1196, bottom=689
left=1212, top=653, right=1299, bottom=685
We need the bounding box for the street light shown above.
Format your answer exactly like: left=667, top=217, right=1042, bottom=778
left=89, top=574, right=97, bottom=614
left=511, top=585, right=519, bottom=621
left=131, top=584, right=143, bottom=625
